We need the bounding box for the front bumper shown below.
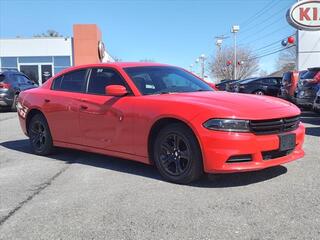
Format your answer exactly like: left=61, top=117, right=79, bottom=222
left=295, top=97, right=314, bottom=107
left=199, top=124, right=305, bottom=173
left=314, top=96, right=320, bottom=110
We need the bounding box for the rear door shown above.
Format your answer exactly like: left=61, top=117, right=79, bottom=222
left=265, top=78, right=281, bottom=96
left=42, top=69, right=89, bottom=144
left=79, top=67, right=135, bottom=154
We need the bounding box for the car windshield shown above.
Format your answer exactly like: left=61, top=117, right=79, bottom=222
left=238, top=78, right=257, bottom=84
left=301, top=70, right=318, bottom=79
left=124, top=66, right=213, bottom=95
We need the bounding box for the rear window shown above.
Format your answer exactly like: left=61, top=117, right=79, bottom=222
left=301, top=70, right=318, bottom=79
left=52, top=69, right=87, bottom=92
left=0, top=75, right=5, bottom=82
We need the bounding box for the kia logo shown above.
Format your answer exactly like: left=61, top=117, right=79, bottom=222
left=287, top=0, right=320, bottom=31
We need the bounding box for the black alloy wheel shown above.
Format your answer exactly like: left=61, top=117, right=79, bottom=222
left=254, top=90, right=264, bottom=95
left=11, top=94, right=18, bottom=111
left=28, top=114, right=54, bottom=155
left=154, top=123, right=203, bottom=184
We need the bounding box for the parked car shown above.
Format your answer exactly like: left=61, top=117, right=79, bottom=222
left=0, top=69, right=37, bottom=111
left=313, top=88, right=320, bottom=113
left=215, top=79, right=236, bottom=91
left=294, top=67, right=320, bottom=108
left=17, top=63, right=304, bottom=184
left=279, top=71, right=302, bottom=101
left=232, top=77, right=282, bottom=96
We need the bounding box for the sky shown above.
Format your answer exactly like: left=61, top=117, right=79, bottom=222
left=0, top=0, right=296, bottom=79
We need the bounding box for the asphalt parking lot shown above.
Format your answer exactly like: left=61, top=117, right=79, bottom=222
left=0, top=111, right=319, bottom=240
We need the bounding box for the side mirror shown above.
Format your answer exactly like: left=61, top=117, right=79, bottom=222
left=208, top=83, right=218, bottom=91
left=105, top=85, right=128, bottom=97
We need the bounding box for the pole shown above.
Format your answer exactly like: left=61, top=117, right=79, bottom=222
left=234, top=32, right=237, bottom=80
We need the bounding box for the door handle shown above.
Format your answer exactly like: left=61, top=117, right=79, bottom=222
left=80, top=105, right=88, bottom=110
left=44, top=99, right=50, bottom=103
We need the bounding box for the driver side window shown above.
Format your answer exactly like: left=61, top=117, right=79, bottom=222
left=87, top=68, right=127, bottom=95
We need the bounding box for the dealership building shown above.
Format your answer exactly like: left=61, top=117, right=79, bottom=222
left=0, top=24, right=113, bottom=85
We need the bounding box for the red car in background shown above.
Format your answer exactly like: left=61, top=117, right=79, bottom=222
left=17, top=63, right=305, bottom=184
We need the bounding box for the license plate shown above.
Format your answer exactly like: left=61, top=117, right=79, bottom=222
left=279, top=134, right=296, bottom=151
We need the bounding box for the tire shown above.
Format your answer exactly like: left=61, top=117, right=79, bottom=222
left=253, top=90, right=264, bottom=95
left=28, top=114, right=54, bottom=155
left=11, top=94, right=18, bottom=112
left=153, top=123, right=203, bottom=184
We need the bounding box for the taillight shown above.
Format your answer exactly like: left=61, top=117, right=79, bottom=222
left=0, top=82, right=11, bottom=89
left=314, top=72, right=320, bottom=83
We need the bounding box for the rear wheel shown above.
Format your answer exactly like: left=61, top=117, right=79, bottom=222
left=153, top=123, right=203, bottom=184
left=28, top=114, right=54, bottom=155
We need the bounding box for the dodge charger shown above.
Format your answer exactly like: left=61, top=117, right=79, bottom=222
left=17, top=62, right=305, bottom=184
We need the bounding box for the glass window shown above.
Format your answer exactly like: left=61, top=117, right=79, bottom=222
left=52, top=76, right=63, bottom=90
left=19, top=56, right=52, bottom=63
left=124, top=66, right=212, bottom=95
left=16, top=75, right=30, bottom=84
left=87, top=68, right=126, bottom=95
left=1, top=57, right=17, bottom=68
left=53, top=56, right=71, bottom=66
left=301, top=70, right=318, bottom=79
left=58, top=69, right=87, bottom=92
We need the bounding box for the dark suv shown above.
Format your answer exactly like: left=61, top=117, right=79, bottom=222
left=232, top=77, right=282, bottom=96
left=294, top=68, right=320, bottom=108
left=0, top=70, right=38, bottom=111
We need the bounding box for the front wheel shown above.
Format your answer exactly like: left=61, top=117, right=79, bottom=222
left=28, top=114, right=54, bottom=155
left=153, top=123, right=203, bottom=184
left=253, top=90, right=265, bottom=95
left=11, top=94, right=18, bottom=111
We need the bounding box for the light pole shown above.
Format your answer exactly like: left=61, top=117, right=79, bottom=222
left=199, top=54, right=206, bottom=79
left=231, top=25, right=240, bottom=80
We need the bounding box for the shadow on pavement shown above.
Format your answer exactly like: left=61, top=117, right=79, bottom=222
left=301, top=111, right=320, bottom=137
left=1, top=139, right=288, bottom=188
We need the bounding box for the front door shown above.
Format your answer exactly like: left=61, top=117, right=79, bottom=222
left=79, top=68, right=134, bottom=154
left=20, top=65, right=39, bottom=85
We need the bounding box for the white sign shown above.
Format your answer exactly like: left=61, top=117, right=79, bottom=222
left=287, top=0, right=320, bottom=31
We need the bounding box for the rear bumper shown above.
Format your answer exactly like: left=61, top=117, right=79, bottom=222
left=0, top=92, right=13, bottom=107
left=199, top=124, right=305, bottom=173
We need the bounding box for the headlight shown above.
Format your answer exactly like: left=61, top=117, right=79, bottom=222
left=203, top=119, right=250, bottom=132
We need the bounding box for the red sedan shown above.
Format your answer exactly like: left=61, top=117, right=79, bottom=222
left=17, top=63, right=305, bottom=184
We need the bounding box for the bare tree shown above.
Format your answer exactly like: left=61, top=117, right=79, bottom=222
left=276, top=45, right=296, bottom=72
left=139, top=59, right=155, bottom=62
left=33, top=30, right=63, bottom=38
left=208, top=46, right=259, bottom=82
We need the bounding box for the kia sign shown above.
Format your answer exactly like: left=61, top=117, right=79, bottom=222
left=287, top=0, right=320, bottom=31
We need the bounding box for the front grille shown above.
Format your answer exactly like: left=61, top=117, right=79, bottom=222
left=226, top=154, right=252, bottom=163
left=262, top=149, right=294, bottom=160
left=250, top=115, right=300, bottom=135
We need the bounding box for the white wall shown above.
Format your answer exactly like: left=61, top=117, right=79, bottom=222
left=0, top=38, right=73, bottom=57
left=297, top=31, right=320, bottom=70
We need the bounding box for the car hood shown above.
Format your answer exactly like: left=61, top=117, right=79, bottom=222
left=148, top=91, right=300, bottom=120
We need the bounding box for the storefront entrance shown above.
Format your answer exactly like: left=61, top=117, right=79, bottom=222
left=19, top=64, right=53, bottom=85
